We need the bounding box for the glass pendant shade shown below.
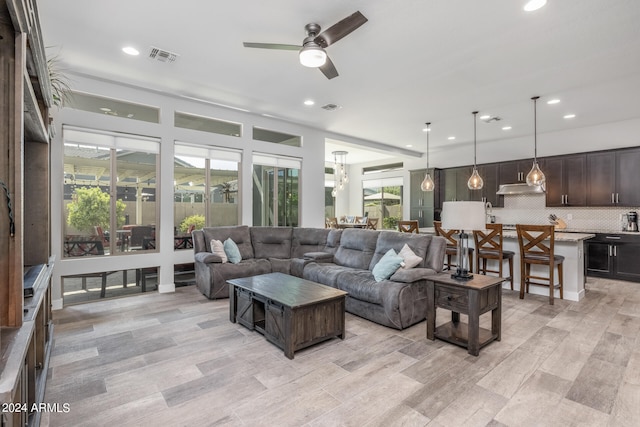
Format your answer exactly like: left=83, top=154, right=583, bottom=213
left=526, top=160, right=546, bottom=186
left=421, top=173, right=435, bottom=191
left=468, top=111, right=483, bottom=190
left=467, top=166, right=484, bottom=190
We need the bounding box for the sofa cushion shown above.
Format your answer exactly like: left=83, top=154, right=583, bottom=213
left=291, top=228, right=330, bottom=258
left=372, top=249, right=403, bottom=282
left=335, top=270, right=384, bottom=304
left=390, top=267, right=438, bottom=283
left=203, top=226, right=254, bottom=259
left=334, top=229, right=379, bottom=270
left=214, top=258, right=272, bottom=280
left=325, top=229, right=343, bottom=254
left=398, top=244, right=422, bottom=269
left=250, top=227, right=293, bottom=259
left=224, top=238, right=242, bottom=264
left=302, top=262, right=355, bottom=288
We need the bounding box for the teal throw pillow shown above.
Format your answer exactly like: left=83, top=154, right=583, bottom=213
left=372, top=248, right=404, bottom=282
left=223, top=238, right=242, bottom=264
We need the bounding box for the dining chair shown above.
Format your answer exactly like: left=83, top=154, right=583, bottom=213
left=434, top=221, right=474, bottom=273
left=473, top=223, right=514, bottom=289
left=398, top=220, right=419, bottom=234
left=366, top=217, right=379, bottom=230
left=516, top=224, right=564, bottom=305
left=325, top=217, right=338, bottom=228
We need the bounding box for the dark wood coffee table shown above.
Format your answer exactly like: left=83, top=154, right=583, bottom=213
left=228, top=272, right=347, bottom=359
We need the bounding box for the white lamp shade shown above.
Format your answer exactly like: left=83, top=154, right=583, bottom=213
left=441, top=201, right=486, bottom=231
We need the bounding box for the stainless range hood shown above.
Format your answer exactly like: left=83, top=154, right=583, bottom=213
left=496, top=183, right=545, bottom=195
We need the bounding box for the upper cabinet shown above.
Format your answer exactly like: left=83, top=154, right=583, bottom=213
left=499, top=159, right=534, bottom=184
left=469, top=163, right=500, bottom=207
left=587, top=148, right=640, bottom=206
left=544, top=154, right=587, bottom=207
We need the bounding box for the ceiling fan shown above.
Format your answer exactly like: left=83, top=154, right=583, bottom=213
left=243, top=11, right=368, bottom=80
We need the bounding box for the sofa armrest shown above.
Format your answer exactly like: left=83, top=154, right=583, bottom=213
left=303, top=251, right=334, bottom=263
left=194, top=252, right=223, bottom=264
left=390, top=268, right=437, bottom=283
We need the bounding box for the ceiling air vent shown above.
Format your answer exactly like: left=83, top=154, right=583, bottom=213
left=148, top=47, right=179, bottom=63
left=321, top=103, right=342, bottom=111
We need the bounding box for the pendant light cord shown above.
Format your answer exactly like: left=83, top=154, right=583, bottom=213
left=472, top=111, right=478, bottom=166
left=532, top=96, right=539, bottom=162
left=425, top=122, right=430, bottom=169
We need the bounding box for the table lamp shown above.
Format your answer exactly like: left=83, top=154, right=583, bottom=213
left=441, top=201, right=486, bottom=280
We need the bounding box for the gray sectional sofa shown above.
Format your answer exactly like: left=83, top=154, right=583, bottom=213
left=192, top=225, right=446, bottom=329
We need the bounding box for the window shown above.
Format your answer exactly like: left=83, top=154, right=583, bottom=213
left=174, top=112, right=242, bottom=137
left=66, top=91, right=160, bottom=123
left=362, top=178, right=403, bottom=230
left=174, top=143, right=241, bottom=240
left=63, top=127, right=159, bottom=256
left=252, top=127, right=301, bottom=147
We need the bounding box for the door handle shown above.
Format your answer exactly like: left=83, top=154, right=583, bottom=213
left=614, top=246, right=617, bottom=257
left=616, top=193, right=619, bottom=204
left=612, top=193, right=615, bottom=204
left=609, top=245, right=613, bottom=257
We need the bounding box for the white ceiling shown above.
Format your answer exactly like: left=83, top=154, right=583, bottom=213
left=38, top=1, right=640, bottom=164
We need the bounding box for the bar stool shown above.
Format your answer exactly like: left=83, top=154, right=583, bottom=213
left=434, top=221, right=473, bottom=272
left=473, top=224, right=514, bottom=289
left=398, top=220, right=419, bottom=234
left=516, top=224, right=564, bottom=305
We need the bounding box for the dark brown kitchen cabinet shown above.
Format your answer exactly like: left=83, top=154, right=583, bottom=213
left=586, top=234, right=640, bottom=282
left=409, top=169, right=439, bottom=227
left=544, top=154, right=586, bottom=207
left=587, top=148, right=640, bottom=206
left=441, top=166, right=472, bottom=205
left=499, top=159, right=534, bottom=184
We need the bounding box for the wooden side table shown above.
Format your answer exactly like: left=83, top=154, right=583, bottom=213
left=426, top=273, right=503, bottom=356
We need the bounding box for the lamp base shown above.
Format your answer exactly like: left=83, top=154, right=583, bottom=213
left=451, top=269, right=473, bottom=281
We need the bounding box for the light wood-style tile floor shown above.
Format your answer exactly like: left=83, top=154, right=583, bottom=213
left=43, top=277, right=640, bottom=426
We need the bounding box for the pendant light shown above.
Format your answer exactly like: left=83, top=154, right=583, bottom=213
left=420, top=122, right=435, bottom=191
left=467, top=111, right=484, bottom=190
left=526, top=96, right=546, bottom=187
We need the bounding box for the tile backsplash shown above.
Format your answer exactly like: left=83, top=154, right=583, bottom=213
left=490, top=194, right=639, bottom=232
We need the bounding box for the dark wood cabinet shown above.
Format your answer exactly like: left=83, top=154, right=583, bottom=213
left=587, top=148, right=640, bottom=206
left=544, top=154, right=586, bottom=207
left=470, top=163, right=500, bottom=207
left=440, top=166, right=473, bottom=206
left=586, top=234, right=640, bottom=282
left=499, top=159, right=534, bottom=184
left=409, top=169, right=438, bottom=227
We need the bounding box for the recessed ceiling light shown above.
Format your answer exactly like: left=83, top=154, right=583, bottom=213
left=564, top=114, right=576, bottom=119
left=524, top=0, right=547, bottom=12
left=479, top=115, right=490, bottom=120
left=547, top=99, right=560, bottom=105
left=405, top=144, right=413, bottom=148
left=448, top=136, right=456, bottom=140
left=303, top=99, right=315, bottom=106
left=502, top=126, right=512, bottom=130
left=122, top=46, right=140, bottom=56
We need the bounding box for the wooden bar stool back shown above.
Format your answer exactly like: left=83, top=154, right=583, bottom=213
left=516, top=224, right=564, bottom=305
left=434, top=221, right=473, bottom=272
left=398, top=220, right=419, bottom=234
left=473, top=224, right=514, bottom=289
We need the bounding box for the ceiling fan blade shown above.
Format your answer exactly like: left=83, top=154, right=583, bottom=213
left=315, top=11, right=368, bottom=48
left=243, top=42, right=301, bottom=51
left=319, top=56, right=339, bottom=80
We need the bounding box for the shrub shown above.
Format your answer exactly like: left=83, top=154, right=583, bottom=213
left=382, top=216, right=400, bottom=230
left=67, top=187, right=125, bottom=232
left=179, top=214, right=205, bottom=232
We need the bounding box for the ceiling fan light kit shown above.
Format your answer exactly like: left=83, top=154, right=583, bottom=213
left=299, top=44, right=327, bottom=68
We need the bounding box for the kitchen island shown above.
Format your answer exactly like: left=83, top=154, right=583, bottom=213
left=421, top=227, right=594, bottom=302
